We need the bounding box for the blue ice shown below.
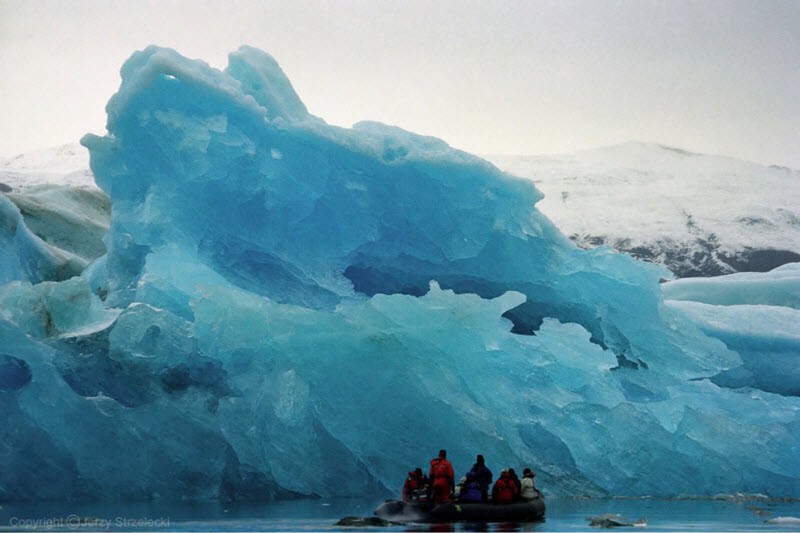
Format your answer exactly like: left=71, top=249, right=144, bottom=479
left=0, top=46, right=797, bottom=502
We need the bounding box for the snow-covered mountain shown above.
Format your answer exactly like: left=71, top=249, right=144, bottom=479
left=489, top=143, right=800, bottom=277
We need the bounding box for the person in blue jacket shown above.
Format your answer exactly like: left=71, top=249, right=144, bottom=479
left=469, top=454, right=493, bottom=501
left=457, top=472, right=482, bottom=502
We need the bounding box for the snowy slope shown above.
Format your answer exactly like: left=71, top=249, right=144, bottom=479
left=489, top=143, right=800, bottom=277
left=0, top=143, right=94, bottom=192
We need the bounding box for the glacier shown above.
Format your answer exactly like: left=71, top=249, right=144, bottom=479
left=0, top=45, right=798, bottom=503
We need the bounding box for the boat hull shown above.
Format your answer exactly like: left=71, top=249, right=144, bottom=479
left=375, top=497, right=545, bottom=523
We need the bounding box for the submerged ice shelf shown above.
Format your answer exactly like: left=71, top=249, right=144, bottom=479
left=0, top=46, right=798, bottom=502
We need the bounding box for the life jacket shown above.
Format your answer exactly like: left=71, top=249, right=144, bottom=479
left=403, top=476, right=421, bottom=501
left=493, top=477, right=517, bottom=503
left=430, top=458, right=453, bottom=481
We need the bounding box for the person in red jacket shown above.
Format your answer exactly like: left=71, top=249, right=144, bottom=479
left=402, top=471, right=419, bottom=501
left=428, top=449, right=455, bottom=505
left=491, top=469, right=519, bottom=503
left=402, top=468, right=429, bottom=501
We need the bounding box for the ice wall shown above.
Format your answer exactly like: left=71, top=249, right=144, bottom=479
left=1, top=46, right=798, bottom=502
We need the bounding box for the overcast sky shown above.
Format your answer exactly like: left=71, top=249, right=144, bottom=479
left=1, top=0, right=798, bottom=167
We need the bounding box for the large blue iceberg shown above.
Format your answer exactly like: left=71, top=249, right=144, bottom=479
left=0, top=46, right=798, bottom=502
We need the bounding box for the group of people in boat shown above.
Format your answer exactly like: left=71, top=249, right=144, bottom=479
left=402, top=449, right=540, bottom=505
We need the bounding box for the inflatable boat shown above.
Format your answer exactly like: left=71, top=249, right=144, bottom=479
left=374, top=495, right=545, bottom=523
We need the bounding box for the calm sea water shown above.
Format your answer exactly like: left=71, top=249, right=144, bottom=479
left=2, top=497, right=799, bottom=532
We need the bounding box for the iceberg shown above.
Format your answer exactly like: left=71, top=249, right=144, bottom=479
left=664, top=264, right=800, bottom=396
left=0, top=45, right=798, bottom=502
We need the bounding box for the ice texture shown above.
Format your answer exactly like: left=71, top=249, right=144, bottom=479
left=0, top=144, right=107, bottom=284
left=0, top=46, right=798, bottom=502
left=0, top=194, right=86, bottom=284
left=662, top=263, right=800, bottom=309
left=664, top=264, right=800, bottom=396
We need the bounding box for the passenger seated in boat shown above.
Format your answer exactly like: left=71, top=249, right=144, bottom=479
left=508, top=468, right=521, bottom=494
left=491, top=469, right=519, bottom=503
left=454, top=476, right=466, bottom=498
left=456, top=472, right=483, bottom=502
left=469, top=454, right=493, bottom=501
left=414, top=467, right=429, bottom=490
left=519, top=468, right=538, bottom=500
left=402, top=468, right=429, bottom=501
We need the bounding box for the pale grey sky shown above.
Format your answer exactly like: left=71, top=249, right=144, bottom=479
left=1, top=0, right=799, bottom=167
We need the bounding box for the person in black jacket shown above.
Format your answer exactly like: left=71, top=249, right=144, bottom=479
left=469, top=454, right=493, bottom=501
left=508, top=468, right=521, bottom=498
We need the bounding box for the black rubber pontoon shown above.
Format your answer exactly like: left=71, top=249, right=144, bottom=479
left=375, top=496, right=545, bottom=523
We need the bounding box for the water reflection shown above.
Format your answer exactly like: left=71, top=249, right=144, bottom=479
left=2, top=497, right=799, bottom=532
left=403, top=520, right=545, bottom=532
